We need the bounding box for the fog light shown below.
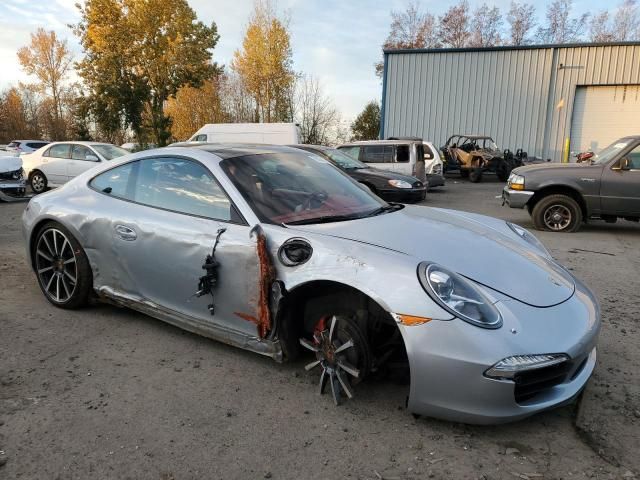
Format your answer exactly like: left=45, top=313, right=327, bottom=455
left=485, top=354, right=569, bottom=380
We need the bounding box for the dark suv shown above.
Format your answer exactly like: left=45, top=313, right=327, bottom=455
left=502, top=136, right=640, bottom=232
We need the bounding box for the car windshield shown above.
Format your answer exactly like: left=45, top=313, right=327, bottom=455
left=323, top=148, right=368, bottom=170
left=91, top=144, right=129, bottom=160
left=591, top=138, right=634, bottom=165
left=221, top=152, right=393, bottom=225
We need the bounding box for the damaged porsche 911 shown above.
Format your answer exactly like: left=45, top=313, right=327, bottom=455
left=22, top=144, right=600, bottom=424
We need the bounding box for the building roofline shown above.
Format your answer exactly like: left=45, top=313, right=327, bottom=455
left=383, top=41, right=640, bottom=55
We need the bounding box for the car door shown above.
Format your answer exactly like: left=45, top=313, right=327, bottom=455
left=40, top=144, right=71, bottom=185
left=394, top=144, right=412, bottom=176
left=67, top=145, right=101, bottom=181
left=88, top=155, right=266, bottom=340
left=600, top=143, right=640, bottom=215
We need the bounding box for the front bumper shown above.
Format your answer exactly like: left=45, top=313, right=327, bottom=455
left=426, top=174, right=445, bottom=188
left=0, top=179, right=26, bottom=199
left=379, top=187, right=427, bottom=203
left=398, top=278, right=600, bottom=424
left=502, top=186, right=534, bottom=209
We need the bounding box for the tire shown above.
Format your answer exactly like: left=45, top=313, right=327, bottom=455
left=531, top=194, right=583, bottom=233
left=469, top=168, right=483, bottom=183
left=459, top=169, right=470, bottom=178
left=30, top=170, right=48, bottom=194
left=33, top=221, right=93, bottom=308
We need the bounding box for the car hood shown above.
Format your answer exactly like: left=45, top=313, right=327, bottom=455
left=350, top=167, right=421, bottom=183
left=513, top=162, right=597, bottom=175
left=0, top=156, right=22, bottom=174
left=289, top=206, right=575, bottom=307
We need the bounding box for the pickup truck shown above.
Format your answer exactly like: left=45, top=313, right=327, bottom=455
left=502, top=136, right=640, bottom=232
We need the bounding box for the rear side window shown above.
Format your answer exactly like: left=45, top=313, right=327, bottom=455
left=90, top=162, right=137, bottom=199
left=135, top=157, right=232, bottom=220
left=339, top=146, right=361, bottom=160
left=27, top=142, right=48, bottom=149
left=194, top=134, right=207, bottom=142
left=396, top=145, right=410, bottom=163
left=8, top=142, right=20, bottom=148
left=362, top=145, right=393, bottom=163
left=45, top=144, right=71, bottom=159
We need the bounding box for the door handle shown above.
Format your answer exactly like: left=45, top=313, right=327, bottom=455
left=114, top=224, right=137, bottom=241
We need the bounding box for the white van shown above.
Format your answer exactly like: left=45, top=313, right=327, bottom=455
left=187, top=123, right=300, bottom=145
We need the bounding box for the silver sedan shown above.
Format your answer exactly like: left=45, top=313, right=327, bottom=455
left=22, top=144, right=600, bottom=424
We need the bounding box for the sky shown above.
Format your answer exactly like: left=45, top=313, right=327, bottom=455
left=0, top=0, right=602, bottom=122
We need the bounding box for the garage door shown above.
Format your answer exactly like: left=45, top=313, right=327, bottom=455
left=570, top=85, right=640, bottom=155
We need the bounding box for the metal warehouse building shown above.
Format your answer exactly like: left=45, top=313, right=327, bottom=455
left=380, top=42, right=640, bottom=162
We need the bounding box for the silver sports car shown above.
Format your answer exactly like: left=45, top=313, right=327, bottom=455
left=22, top=144, right=600, bottom=424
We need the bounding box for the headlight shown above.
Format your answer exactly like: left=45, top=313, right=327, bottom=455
left=506, top=222, right=550, bottom=256
left=485, top=354, right=569, bottom=380
left=388, top=179, right=412, bottom=189
left=507, top=173, right=525, bottom=190
left=418, top=263, right=502, bottom=329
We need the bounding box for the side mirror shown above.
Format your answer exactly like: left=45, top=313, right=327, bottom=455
left=86, top=154, right=100, bottom=162
left=612, top=157, right=630, bottom=171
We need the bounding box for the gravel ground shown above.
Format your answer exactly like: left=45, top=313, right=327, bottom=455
left=1, top=177, right=638, bottom=479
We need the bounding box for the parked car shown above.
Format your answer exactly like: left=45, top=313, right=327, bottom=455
left=186, top=123, right=300, bottom=145
left=22, top=141, right=129, bottom=194
left=5, top=140, right=49, bottom=156
left=23, top=143, right=600, bottom=424
left=337, top=138, right=428, bottom=186
left=502, top=136, right=640, bottom=232
left=0, top=155, right=26, bottom=199
left=291, top=144, right=426, bottom=202
left=441, top=134, right=519, bottom=183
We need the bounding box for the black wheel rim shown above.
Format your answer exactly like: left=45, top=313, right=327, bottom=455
left=32, top=174, right=45, bottom=192
left=35, top=228, right=77, bottom=302
left=544, top=204, right=572, bottom=231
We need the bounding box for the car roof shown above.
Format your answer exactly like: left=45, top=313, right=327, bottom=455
left=170, top=142, right=303, bottom=159
left=10, top=139, right=48, bottom=143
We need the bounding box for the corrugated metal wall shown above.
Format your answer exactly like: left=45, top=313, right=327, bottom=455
left=382, top=43, right=640, bottom=161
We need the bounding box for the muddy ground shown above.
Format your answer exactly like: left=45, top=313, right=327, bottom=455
left=1, top=178, right=638, bottom=479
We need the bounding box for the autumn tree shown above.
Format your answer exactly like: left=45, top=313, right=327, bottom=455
left=613, top=0, right=640, bottom=40
left=17, top=28, right=72, bottom=140
left=165, top=75, right=227, bottom=141
left=232, top=0, right=294, bottom=123
left=375, top=2, right=439, bottom=76
left=589, top=11, right=615, bottom=41
left=351, top=101, right=380, bottom=141
left=438, top=0, right=471, bottom=48
left=469, top=4, right=503, bottom=47
left=75, top=0, right=220, bottom=146
left=536, top=0, right=589, bottom=44
left=220, top=73, right=258, bottom=123
left=506, top=1, right=537, bottom=45
left=294, top=76, right=340, bottom=145
left=0, top=88, right=31, bottom=142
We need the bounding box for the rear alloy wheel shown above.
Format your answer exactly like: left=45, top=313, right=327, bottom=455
left=30, top=171, right=47, bottom=194
left=469, top=168, right=483, bottom=183
left=34, top=223, right=92, bottom=308
left=300, top=315, right=372, bottom=405
left=532, top=194, right=583, bottom=233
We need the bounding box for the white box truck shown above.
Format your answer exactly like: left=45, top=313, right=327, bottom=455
left=187, top=123, right=300, bottom=145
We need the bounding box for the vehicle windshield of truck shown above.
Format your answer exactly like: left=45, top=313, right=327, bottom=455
left=591, top=139, right=635, bottom=165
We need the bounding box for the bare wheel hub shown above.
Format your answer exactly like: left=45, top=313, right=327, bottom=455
left=299, top=316, right=361, bottom=405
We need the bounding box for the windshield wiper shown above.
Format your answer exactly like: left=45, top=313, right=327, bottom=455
left=365, top=203, right=404, bottom=217
left=285, top=213, right=367, bottom=225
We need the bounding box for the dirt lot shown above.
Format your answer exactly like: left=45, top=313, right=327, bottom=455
left=1, top=177, right=639, bottom=480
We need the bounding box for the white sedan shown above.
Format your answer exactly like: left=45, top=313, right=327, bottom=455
left=22, top=141, right=129, bottom=193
